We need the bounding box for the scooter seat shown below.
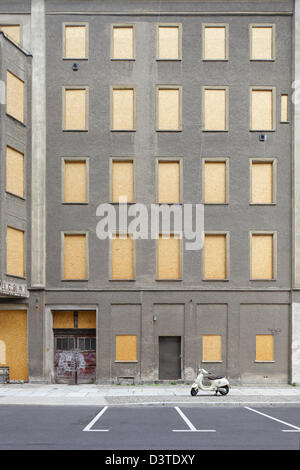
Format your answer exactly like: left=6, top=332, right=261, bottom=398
left=207, top=375, right=224, bottom=381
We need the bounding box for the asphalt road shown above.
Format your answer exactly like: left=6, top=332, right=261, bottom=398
left=0, top=405, right=299, bottom=450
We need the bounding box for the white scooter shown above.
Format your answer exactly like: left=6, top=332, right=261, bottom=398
left=191, top=368, right=230, bottom=396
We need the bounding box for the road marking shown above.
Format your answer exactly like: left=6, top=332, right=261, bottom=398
left=82, top=406, right=109, bottom=432
left=173, top=406, right=216, bottom=433
left=245, top=407, right=300, bottom=432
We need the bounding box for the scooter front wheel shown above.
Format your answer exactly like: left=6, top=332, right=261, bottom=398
left=190, top=387, right=198, bottom=396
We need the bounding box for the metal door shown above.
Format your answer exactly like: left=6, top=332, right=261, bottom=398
left=54, top=335, right=96, bottom=384
left=159, top=336, right=181, bottom=380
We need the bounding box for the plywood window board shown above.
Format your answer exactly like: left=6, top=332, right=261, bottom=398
left=157, top=87, right=181, bottom=131
left=78, top=310, right=96, bottom=328
left=112, top=25, right=134, bottom=59
left=64, top=24, right=87, bottom=59
left=204, top=234, right=227, bottom=280
left=0, top=310, right=28, bottom=380
left=6, top=146, right=24, bottom=198
left=251, top=25, right=274, bottom=60
left=204, top=160, right=227, bottom=204
left=112, top=88, right=135, bottom=130
left=53, top=311, right=75, bottom=328
left=64, top=88, right=87, bottom=130
left=64, top=160, right=87, bottom=203
left=112, top=160, right=134, bottom=203
left=158, top=161, right=180, bottom=203
left=157, top=234, right=181, bottom=280
left=157, top=24, right=181, bottom=60
left=281, top=95, right=288, bottom=122
left=6, top=71, right=24, bottom=123
left=251, top=161, right=274, bottom=204
left=251, top=233, right=274, bottom=280
left=203, top=88, right=227, bottom=131
left=202, top=335, right=222, bottom=362
left=63, top=233, right=87, bottom=280
left=6, top=227, right=25, bottom=278
left=111, top=234, right=134, bottom=280
left=116, top=335, right=137, bottom=361
left=0, top=25, right=21, bottom=44
left=203, top=25, right=227, bottom=60
left=256, top=334, right=274, bottom=361
left=251, top=88, right=274, bottom=131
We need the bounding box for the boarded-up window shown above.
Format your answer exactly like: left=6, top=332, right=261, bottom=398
left=202, top=335, right=222, bottom=362
left=64, top=234, right=87, bottom=279
left=0, top=25, right=21, bottom=44
left=158, top=234, right=181, bottom=279
left=53, top=311, right=75, bottom=328
left=251, top=26, right=274, bottom=60
left=158, top=25, right=180, bottom=59
left=251, top=161, right=273, bottom=204
left=281, top=95, right=288, bottom=122
left=6, top=227, right=24, bottom=277
left=65, top=25, right=87, bottom=58
left=0, top=310, right=28, bottom=380
left=112, top=88, right=135, bottom=130
left=204, top=26, right=226, bottom=60
left=251, top=89, right=273, bottom=130
left=64, top=160, right=87, bottom=203
left=112, top=26, right=134, bottom=59
left=78, top=311, right=96, bottom=328
left=111, top=235, right=134, bottom=279
left=157, top=88, right=181, bottom=130
left=64, top=88, right=87, bottom=130
left=251, top=234, right=274, bottom=279
left=256, top=334, right=274, bottom=361
left=6, top=146, right=24, bottom=198
left=116, top=335, right=137, bottom=361
left=204, top=234, right=227, bottom=280
left=203, top=88, right=227, bottom=131
left=112, top=160, right=134, bottom=203
left=204, top=161, right=226, bottom=203
left=158, top=161, right=180, bottom=203
left=6, top=71, right=24, bottom=123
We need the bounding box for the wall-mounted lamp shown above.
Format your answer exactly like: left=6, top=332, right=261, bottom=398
left=153, top=315, right=157, bottom=322
left=72, top=62, right=79, bottom=71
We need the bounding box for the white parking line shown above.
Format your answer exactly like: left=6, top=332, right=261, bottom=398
left=82, top=406, right=109, bottom=432
left=173, top=407, right=216, bottom=433
left=245, top=407, right=300, bottom=432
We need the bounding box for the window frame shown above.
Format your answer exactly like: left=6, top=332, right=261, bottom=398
left=61, top=231, right=89, bottom=281
left=110, top=157, right=136, bottom=204
left=249, top=23, right=276, bottom=62
left=249, top=86, right=276, bottom=132
left=156, top=23, right=182, bottom=61
left=156, top=231, right=183, bottom=281
left=156, top=157, right=183, bottom=204
left=249, top=158, right=277, bottom=205
left=0, top=24, right=22, bottom=45
left=202, top=157, right=230, bottom=205
left=115, top=334, right=138, bottom=363
left=6, top=69, right=25, bottom=125
left=111, top=24, right=136, bottom=60
left=109, top=233, right=136, bottom=281
left=156, top=85, right=182, bottom=132
left=249, top=230, right=277, bottom=281
left=62, top=22, right=89, bottom=60
left=6, top=225, right=26, bottom=279
left=202, top=334, right=223, bottom=363
left=202, top=231, right=230, bottom=281
left=110, top=86, right=136, bottom=132
left=62, top=86, right=89, bottom=132
left=5, top=143, right=26, bottom=200
left=255, top=334, right=275, bottom=363
left=280, top=94, right=289, bottom=123
left=61, top=157, right=89, bottom=205
left=202, top=23, right=229, bottom=61
left=202, top=86, right=229, bottom=132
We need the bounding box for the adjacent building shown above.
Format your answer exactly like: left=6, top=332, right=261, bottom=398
left=0, top=0, right=299, bottom=385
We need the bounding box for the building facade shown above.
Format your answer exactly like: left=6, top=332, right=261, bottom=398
left=0, top=0, right=299, bottom=385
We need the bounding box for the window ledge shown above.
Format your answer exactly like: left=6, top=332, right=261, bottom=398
left=110, top=129, right=136, bottom=132
left=202, top=59, right=228, bottom=62
left=202, top=130, right=228, bottom=133
left=111, top=58, right=136, bottom=61
left=6, top=113, right=25, bottom=127
left=249, top=129, right=275, bottom=133
left=5, top=191, right=26, bottom=201
left=62, top=129, right=88, bottom=132
left=5, top=274, right=26, bottom=280
left=63, top=57, right=88, bottom=61
left=254, top=360, right=275, bottom=363
left=202, top=361, right=223, bottom=363
left=156, top=58, right=182, bottom=61
left=61, top=279, right=89, bottom=282
left=155, top=278, right=183, bottom=282
left=114, top=361, right=138, bottom=363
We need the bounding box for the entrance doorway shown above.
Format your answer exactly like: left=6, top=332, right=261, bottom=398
left=159, top=336, right=181, bottom=380
left=54, top=332, right=96, bottom=384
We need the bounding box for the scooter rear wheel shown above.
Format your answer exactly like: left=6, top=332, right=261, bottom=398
left=218, top=385, right=229, bottom=396
left=190, top=388, right=198, bottom=396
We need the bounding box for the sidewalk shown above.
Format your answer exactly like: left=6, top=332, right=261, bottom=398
left=0, top=383, right=300, bottom=406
